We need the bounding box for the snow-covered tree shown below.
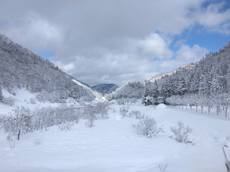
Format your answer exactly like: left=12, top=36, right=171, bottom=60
left=3, top=107, right=32, bottom=140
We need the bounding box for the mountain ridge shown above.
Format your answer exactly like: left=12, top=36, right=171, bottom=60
left=0, top=33, right=96, bottom=102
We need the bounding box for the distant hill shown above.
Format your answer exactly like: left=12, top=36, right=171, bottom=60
left=108, top=81, right=145, bottom=100
left=92, top=83, right=118, bottom=95
left=0, top=33, right=96, bottom=102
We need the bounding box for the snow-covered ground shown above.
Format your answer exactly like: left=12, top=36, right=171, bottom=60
left=0, top=88, right=81, bottom=116
left=0, top=89, right=61, bottom=115
left=0, top=102, right=230, bottom=172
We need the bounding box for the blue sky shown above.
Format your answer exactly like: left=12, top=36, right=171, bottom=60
left=172, top=25, right=230, bottom=53
left=0, top=0, right=229, bottom=84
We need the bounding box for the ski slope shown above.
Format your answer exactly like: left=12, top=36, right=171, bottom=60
left=0, top=103, right=229, bottom=172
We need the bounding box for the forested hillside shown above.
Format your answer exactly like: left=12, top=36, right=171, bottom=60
left=144, top=43, right=230, bottom=116
left=0, top=34, right=96, bottom=102
left=92, top=83, right=118, bottom=95
left=108, top=81, right=145, bottom=100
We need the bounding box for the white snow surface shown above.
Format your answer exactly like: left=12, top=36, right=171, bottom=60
left=0, top=89, right=66, bottom=116
left=0, top=103, right=230, bottom=172
left=156, top=103, right=167, bottom=109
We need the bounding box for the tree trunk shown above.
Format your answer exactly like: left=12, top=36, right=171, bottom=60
left=17, top=129, right=21, bottom=140
left=216, top=106, right=220, bottom=116
left=208, top=106, right=211, bottom=114
left=201, top=105, right=204, bottom=113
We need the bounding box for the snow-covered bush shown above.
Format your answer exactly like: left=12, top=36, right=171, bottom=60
left=119, top=106, right=129, bottom=117
left=83, top=105, right=97, bottom=128
left=158, top=163, right=168, bottom=172
left=1, top=102, right=110, bottom=140
left=170, top=122, right=192, bottom=144
left=1, top=106, right=80, bottom=139
left=6, top=134, right=16, bottom=148
left=82, top=101, right=111, bottom=127
left=116, top=98, right=138, bottom=105
left=116, top=98, right=127, bottom=105
left=82, top=102, right=110, bottom=119
left=33, top=106, right=80, bottom=130
left=2, top=97, right=15, bottom=106
left=58, top=121, right=75, bottom=131
left=128, top=110, right=144, bottom=119
left=3, top=107, right=32, bottom=140
left=134, top=117, right=162, bottom=138
left=94, top=102, right=110, bottom=119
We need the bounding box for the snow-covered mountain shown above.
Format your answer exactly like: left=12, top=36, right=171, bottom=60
left=0, top=33, right=96, bottom=102
left=92, top=83, right=118, bottom=95
left=144, top=43, right=230, bottom=105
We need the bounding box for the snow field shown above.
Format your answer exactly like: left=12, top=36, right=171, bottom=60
left=0, top=103, right=229, bottom=172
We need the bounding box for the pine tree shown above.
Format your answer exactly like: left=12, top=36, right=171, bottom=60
left=198, top=74, right=210, bottom=96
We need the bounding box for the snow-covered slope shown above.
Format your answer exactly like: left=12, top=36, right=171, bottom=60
left=0, top=33, right=96, bottom=102
left=148, top=63, right=195, bottom=83
left=0, top=89, right=60, bottom=116
left=72, top=79, right=105, bottom=101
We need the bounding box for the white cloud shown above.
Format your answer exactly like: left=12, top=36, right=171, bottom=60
left=51, top=33, right=210, bottom=85
left=176, top=44, right=208, bottom=61
left=138, top=33, right=172, bottom=59
left=62, top=53, right=157, bottom=85
left=194, top=2, right=230, bottom=34
left=53, top=61, right=75, bottom=74
left=2, top=14, right=63, bottom=52
left=160, top=44, right=208, bottom=69
left=0, top=0, right=226, bottom=85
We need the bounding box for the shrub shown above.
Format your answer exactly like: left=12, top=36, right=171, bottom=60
left=119, top=106, right=129, bottom=117
left=2, top=97, right=15, bottom=106
left=33, top=106, right=80, bottom=130
left=158, top=163, right=168, bottom=172
left=58, top=121, right=75, bottom=131
left=1, top=102, right=110, bottom=140
left=116, top=98, right=138, bottom=105
left=170, top=122, right=192, bottom=143
left=1, top=106, right=81, bottom=141
left=116, top=98, right=127, bottom=105
left=134, top=117, right=162, bottom=138
left=3, top=107, right=32, bottom=140
left=83, top=105, right=97, bottom=128
left=94, top=102, right=110, bottom=119
left=128, top=110, right=144, bottom=119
